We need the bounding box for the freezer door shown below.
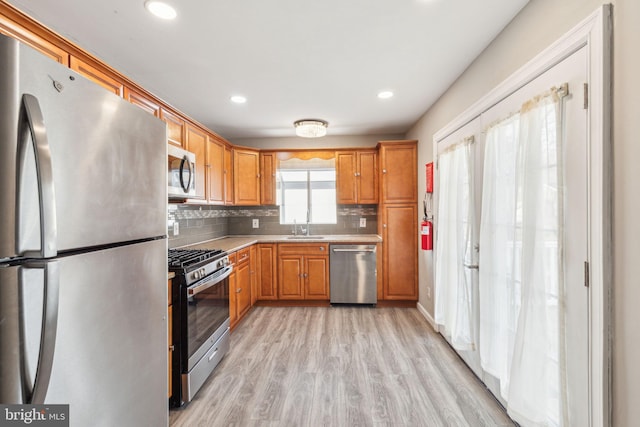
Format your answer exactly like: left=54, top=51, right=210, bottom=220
left=0, top=35, right=166, bottom=260
left=0, top=239, right=168, bottom=427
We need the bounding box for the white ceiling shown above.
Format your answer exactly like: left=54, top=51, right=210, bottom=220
left=8, top=0, right=529, bottom=140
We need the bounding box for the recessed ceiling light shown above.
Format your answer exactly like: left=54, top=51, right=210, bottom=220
left=377, top=91, right=394, bottom=99
left=230, top=95, right=247, bottom=104
left=144, top=1, right=177, bottom=20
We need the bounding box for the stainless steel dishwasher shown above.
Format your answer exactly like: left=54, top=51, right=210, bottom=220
left=330, top=244, right=377, bottom=305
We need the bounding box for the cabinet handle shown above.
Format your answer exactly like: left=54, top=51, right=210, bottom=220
left=320, top=247, right=324, bottom=251
left=236, top=288, right=242, bottom=293
left=383, top=224, right=387, bottom=228
left=304, top=273, right=308, bottom=278
left=169, top=345, right=175, bottom=351
left=382, top=169, right=387, bottom=174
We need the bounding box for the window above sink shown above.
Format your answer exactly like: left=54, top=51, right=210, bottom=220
left=276, top=157, right=336, bottom=226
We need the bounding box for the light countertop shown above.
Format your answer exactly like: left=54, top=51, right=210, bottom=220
left=179, top=234, right=382, bottom=253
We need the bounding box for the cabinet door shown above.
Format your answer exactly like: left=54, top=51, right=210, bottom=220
left=233, top=148, right=260, bottom=205
left=168, top=278, right=173, bottom=399
left=250, top=245, right=258, bottom=305
left=160, top=108, right=185, bottom=148
left=278, top=255, right=304, bottom=299
left=236, top=259, right=252, bottom=319
left=124, top=87, right=160, bottom=117
left=224, top=146, right=234, bottom=205
left=70, top=56, right=124, bottom=96
left=379, top=141, right=417, bottom=204
left=0, top=17, right=69, bottom=64
left=357, top=151, right=378, bottom=204
left=381, top=204, right=418, bottom=300
left=228, top=253, right=238, bottom=327
left=186, top=124, right=207, bottom=200
left=260, top=153, right=276, bottom=205
left=305, top=256, right=329, bottom=299
left=336, top=151, right=357, bottom=204
left=207, top=137, right=225, bottom=204
left=258, top=244, right=277, bottom=300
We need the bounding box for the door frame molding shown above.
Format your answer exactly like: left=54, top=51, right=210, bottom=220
left=432, top=6, right=612, bottom=427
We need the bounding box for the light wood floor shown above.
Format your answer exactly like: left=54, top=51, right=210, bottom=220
left=169, top=306, right=515, bottom=427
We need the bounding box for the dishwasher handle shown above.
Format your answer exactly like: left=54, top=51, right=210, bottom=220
left=332, top=248, right=376, bottom=253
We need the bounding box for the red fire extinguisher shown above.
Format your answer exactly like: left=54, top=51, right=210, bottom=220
left=421, top=218, right=433, bottom=251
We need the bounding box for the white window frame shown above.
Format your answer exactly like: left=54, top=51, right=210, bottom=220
left=431, top=6, right=612, bottom=426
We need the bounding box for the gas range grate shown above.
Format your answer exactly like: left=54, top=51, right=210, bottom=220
left=168, top=248, right=226, bottom=269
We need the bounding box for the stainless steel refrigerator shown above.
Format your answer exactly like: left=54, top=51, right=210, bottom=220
left=0, top=35, right=168, bottom=426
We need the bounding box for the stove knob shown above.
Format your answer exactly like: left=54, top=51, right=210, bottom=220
left=200, top=268, right=206, bottom=277
left=193, top=271, right=200, bottom=280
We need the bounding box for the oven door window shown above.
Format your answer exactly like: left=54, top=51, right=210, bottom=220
left=186, top=277, right=229, bottom=358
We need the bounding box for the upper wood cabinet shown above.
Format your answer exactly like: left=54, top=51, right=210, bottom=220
left=260, top=152, right=277, bottom=205
left=378, top=140, right=417, bottom=204
left=160, top=108, right=186, bottom=148
left=336, top=150, right=378, bottom=204
left=124, top=87, right=160, bottom=117
left=70, top=56, right=124, bottom=97
left=207, top=137, right=225, bottom=204
left=186, top=124, right=207, bottom=200
left=233, top=148, right=260, bottom=206
left=224, top=146, right=234, bottom=205
left=0, top=16, right=68, bottom=65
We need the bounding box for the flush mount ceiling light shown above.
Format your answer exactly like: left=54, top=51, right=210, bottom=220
left=377, top=91, right=394, bottom=99
left=230, top=95, right=247, bottom=104
left=294, top=119, right=329, bottom=138
left=144, top=1, right=177, bottom=20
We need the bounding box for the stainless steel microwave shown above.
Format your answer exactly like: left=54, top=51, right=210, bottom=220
left=168, top=144, right=196, bottom=199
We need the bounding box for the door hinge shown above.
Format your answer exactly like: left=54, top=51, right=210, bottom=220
left=583, top=83, right=589, bottom=109
left=584, top=261, right=590, bottom=287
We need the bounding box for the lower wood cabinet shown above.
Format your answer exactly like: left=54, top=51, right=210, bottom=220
left=277, top=244, right=329, bottom=300
left=235, top=248, right=252, bottom=319
left=381, top=204, right=418, bottom=300
left=167, top=277, right=173, bottom=399
left=229, top=247, right=252, bottom=328
left=257, top=243, right=277, bottom=300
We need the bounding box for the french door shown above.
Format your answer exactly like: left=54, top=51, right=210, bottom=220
left=434, top=45, right=589, bottom=426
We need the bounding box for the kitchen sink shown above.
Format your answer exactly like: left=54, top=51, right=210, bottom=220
left=286, top=236, right=324, bottom=240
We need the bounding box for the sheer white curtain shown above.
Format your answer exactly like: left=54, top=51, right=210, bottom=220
left=508, top=92, right=565, bottom=427
left=478, top=114, right=520, bottom=398
left=435, top=140, right=476, bottom=351
left=478, top=90, right=565, bottom=426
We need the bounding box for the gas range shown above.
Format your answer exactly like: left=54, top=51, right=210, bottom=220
left=168, top=247, right=232, bottom=407
left=168, top=248, right=230, bottom=286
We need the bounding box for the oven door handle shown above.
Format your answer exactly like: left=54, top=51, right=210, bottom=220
left=187, top=265, right=233, bottom=296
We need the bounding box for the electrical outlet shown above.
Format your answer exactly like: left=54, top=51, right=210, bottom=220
left=252, top=219, right=259, bottom=228
left=173, top=222, right=179, bottom=236
left=359, top=218, right=366, bottom=228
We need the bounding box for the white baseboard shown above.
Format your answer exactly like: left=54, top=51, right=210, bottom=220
left=417, top=302, right=438, bottom=332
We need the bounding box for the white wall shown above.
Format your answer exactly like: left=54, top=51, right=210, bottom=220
left=230, top=134, right=403, bottom=150
left=406, top=0, right=639, bottom=424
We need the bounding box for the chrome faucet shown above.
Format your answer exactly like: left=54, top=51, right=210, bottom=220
left=304, top=209, right=310, bottom=236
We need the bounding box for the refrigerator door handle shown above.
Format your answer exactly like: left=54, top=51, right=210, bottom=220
left=20, top=261, right=60, bottom=404
left=18, top=94, right=58, bottom=258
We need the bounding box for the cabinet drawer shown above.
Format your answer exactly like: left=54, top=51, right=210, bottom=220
left=229, top=252, right=238, bottom=266
left=278, top=243, right=328, bottom=256
left=237, top=247, right=250, bottom=264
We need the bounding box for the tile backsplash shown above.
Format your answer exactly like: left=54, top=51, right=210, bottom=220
left=168, top=204, right=378, bottom=248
